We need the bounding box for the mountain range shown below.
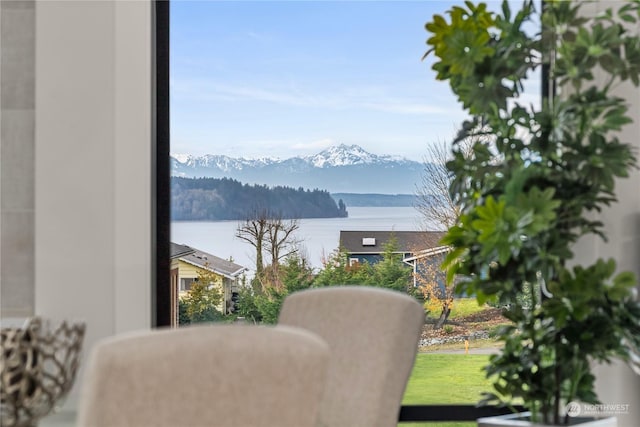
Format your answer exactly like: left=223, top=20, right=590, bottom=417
left=170, top=144, right=425, bottom=194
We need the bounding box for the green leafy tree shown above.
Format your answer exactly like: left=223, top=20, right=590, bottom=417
left=426, top=1, right=640, bottom=424
left=181, top=264, right=224, bottom=323
left=178, top=299, right=191, bottom=326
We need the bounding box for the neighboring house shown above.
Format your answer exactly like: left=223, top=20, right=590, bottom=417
left=402, top=245, right=451, bottom=289
left=170, top=242, right=247, bottom=327
left=339, top=230, right=448, bottom=289
left=339, top=230, right=445, bottom=266
left=170, top=243, right=196, bottom=326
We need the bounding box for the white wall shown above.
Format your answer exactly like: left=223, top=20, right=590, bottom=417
left=34, top=0, right=152, bottom=408
left=575, top=3, right=640, bottom=426
left=10, top=0, right=640, bottom=421
left=1, top=0, right=36, bottom=317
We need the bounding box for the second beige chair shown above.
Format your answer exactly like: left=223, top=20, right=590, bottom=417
left=278, top=286, right=425, bottom=427
left=77, top=324, right=330, bottom=427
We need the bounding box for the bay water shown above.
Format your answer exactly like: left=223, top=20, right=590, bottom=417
left=171, top=206, right=429, bottom=273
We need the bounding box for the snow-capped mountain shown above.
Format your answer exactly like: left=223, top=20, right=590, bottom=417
left=170, top=144, right=423, bottom=194
left=171, top=154, right=277, bottom=172
left=304, top=144, right=401, bottom=167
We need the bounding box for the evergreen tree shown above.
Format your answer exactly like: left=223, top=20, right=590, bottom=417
left=338, top=198, right=347, bottom=216
left=314, top=248, right=374, bottom=287
left=314, top=239, right=412, bottom=292
left=371, top=236, right=413, bottom=292
left=235, top=286, right=262, bottom=323
left=253, top=255, right=315, bottom=323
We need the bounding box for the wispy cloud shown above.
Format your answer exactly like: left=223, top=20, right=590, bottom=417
left=173, top=79, right=457, bottom=116
left=360, top=101, right=450, bottom=115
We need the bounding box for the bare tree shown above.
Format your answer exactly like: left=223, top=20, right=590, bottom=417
left=265, top=216, right=300, bottom=267
left=236, top=210, right=301, bottom=291
left=235, top=210, right=269, bottom=278
left=416, top=128, right=495, bottom=231
left=415, top=139, right=461, bottom=231
left=413, top=136, right=474, bottom=328
left=413, top=251, right=454, bottom=329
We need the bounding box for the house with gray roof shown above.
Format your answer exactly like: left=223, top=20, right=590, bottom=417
left=339, top=231, right=445, bottom=265
left=170, top=242, right=248, bottom=326
left=339, top=230, right=449, bottom=288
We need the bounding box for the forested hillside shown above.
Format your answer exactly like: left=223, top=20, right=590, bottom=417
left=171, top=177, right=348, bottom=221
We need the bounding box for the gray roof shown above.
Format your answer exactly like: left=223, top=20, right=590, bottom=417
left=171, top=242, right=195, bottom=259
left=171, top=242, right=247, bottom=279
left=339, top=231, right=446, bottom=254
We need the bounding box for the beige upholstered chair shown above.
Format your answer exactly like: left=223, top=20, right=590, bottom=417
left=77, top=324, right=330, bottom=427
left=278, top=286, right=425, bottom=427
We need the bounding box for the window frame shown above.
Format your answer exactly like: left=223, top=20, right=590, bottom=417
left=180, top=277, right=196, bottom=292
left=154, top=0, right=171, bottom=328
left=155, top=0, right=540, bottom=419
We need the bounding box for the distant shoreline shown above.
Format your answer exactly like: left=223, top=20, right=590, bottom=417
left=331, top=193, right=416, bottom=207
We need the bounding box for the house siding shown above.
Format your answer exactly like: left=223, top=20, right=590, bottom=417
left=175, top=259, right=226, bottom=312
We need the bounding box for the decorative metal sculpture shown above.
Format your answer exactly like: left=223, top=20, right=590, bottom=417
left=1, top=318, right=85, bottom=427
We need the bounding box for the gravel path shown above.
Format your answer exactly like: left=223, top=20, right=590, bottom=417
left=426, top=347, right=501, bottom=355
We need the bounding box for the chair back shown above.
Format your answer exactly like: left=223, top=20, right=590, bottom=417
left=278, top=286, right=425, bottom=427
left=77, top=324, right=329, bottom=427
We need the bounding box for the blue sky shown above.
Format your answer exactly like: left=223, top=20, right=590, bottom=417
left=171, top=0, right=540, bottom=161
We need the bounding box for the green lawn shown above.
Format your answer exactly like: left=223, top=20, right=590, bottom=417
left=400, top=353, right=493, bottom=427
left=426, top=298, right=489, bottom=321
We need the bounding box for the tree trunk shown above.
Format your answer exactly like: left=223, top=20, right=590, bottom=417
left=255, top=239, right=264, bottom=276
left=433, top=306, right=451, bottom=329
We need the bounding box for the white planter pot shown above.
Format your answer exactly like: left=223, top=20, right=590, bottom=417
left=477, top=412, right=617, bottom=427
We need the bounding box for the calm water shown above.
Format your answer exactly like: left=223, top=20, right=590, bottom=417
left=171, top=206, right=429, bottom=273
